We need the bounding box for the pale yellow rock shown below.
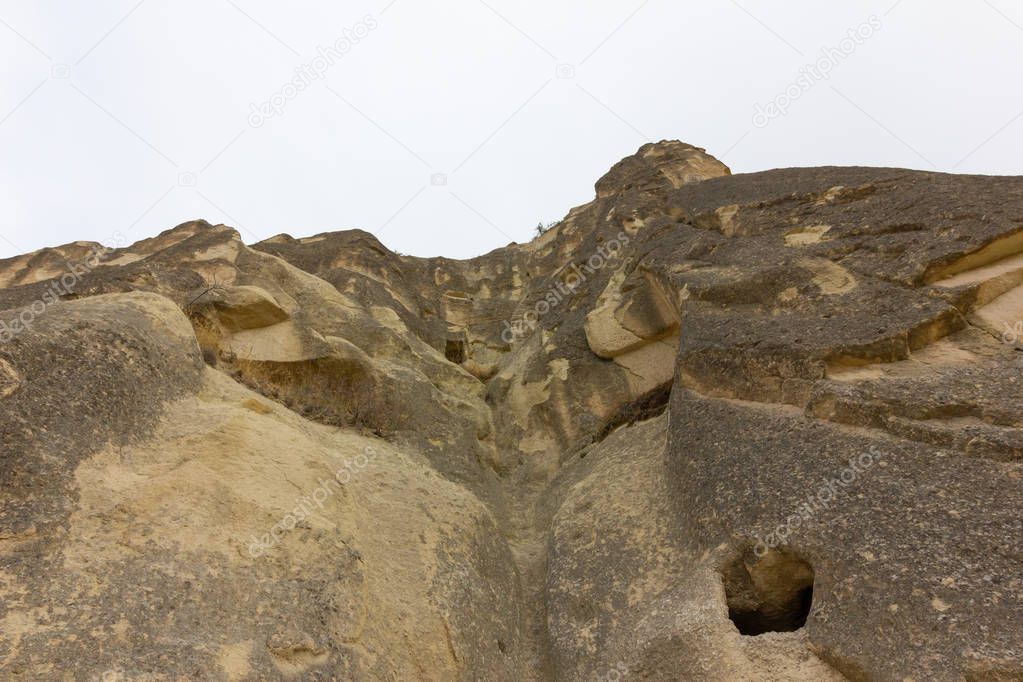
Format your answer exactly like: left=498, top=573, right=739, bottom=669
left=208, top=285, right=290, bottom=331
left=785, top=225, right=831, bottom=246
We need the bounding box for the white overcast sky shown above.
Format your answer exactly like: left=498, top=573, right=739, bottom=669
left=1, top=1, right=1022, bottom=260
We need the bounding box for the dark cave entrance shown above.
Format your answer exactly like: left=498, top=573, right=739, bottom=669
left=445, top=338, right=466, bottom=364
left=723, top=550, right=815, bottom=636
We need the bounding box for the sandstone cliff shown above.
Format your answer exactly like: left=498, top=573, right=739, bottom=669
left=1, top=141, right=1021, bottom=680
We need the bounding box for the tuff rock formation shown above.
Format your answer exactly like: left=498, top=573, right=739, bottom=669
left=1, top=140, right=1021, bottom=681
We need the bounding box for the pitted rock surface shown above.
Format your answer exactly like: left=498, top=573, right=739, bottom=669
left=1, top=141, right=1020, bottom=680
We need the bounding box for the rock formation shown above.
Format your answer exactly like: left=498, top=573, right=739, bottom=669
left=1, top=140, right=1021, bottom=680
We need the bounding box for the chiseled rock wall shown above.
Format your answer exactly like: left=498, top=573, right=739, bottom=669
left=1, top=140, right=1021, bottom=680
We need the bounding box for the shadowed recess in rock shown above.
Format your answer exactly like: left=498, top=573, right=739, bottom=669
left=724, top=551, right=815, bottom=636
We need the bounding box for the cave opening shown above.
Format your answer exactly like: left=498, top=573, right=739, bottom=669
left=445, top=338, right=466, bottom=364
left=723, top=550, right=815, bottom=636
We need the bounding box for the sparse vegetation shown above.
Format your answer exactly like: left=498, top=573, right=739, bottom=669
left=185, top=274, right=228, bottom=313
left=535, top=221, right=558, bottom=236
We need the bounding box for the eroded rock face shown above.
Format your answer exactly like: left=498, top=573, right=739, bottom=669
left=1, top=140, right=1021, bottom=680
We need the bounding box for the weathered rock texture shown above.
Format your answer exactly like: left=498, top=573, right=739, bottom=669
left=1, top=141, right=1021, bottom=681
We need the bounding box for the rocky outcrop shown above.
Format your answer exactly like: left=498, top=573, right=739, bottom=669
left=1, top=141, right=1021, bottom=680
